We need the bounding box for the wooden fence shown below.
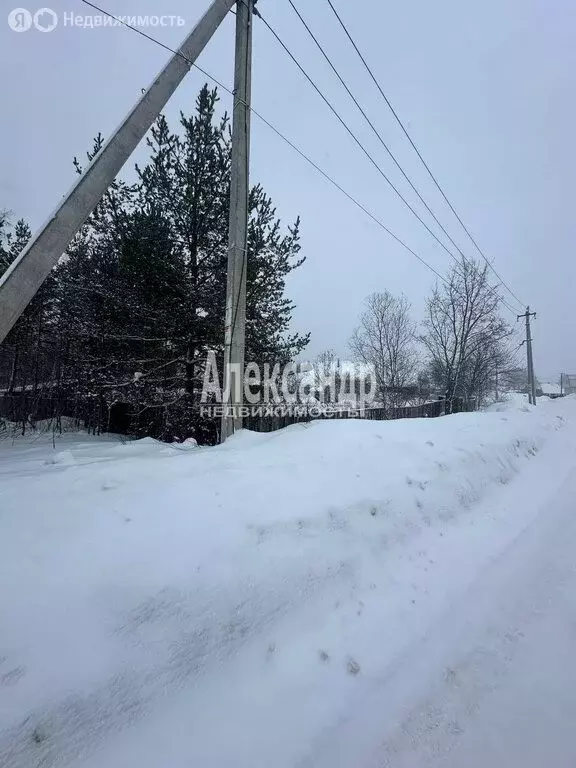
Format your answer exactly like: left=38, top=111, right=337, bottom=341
left=244, top=397, right=476, bottom=435
left=1, top=393, right=477, bottom=444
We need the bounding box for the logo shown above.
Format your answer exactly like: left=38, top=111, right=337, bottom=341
left=199, top=353, right=377, bottom=415
left=8, top=8, right=32, bottom=31
left=34, top=7, right=58, bottom=31
left=7, top=6, right=58, bottom=32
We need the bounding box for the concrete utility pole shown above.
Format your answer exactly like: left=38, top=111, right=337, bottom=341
left=221, top=0, right=253, bottom=441
left=518, top=307, right=537, bottom=405
left=0, top=0, right=236, bottom=345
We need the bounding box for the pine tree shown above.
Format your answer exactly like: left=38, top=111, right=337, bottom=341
left=0, top=85, right=310, bottom=441
left=247, top=187, right=309, bottom=365
left=1, top=219, right=58, bottom=402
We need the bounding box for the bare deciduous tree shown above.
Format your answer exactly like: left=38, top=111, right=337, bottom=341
left=313, top=349, right=337, bottom=381
left=310, top=349, right=340, bottom=404
left=422, top=258, right=512, bottom=409
left=349, top=291, right=417, bottom=410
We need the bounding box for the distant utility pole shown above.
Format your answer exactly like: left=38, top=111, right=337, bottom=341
left=221, top=0, right=253, bottom=441
left=518, top=307, right=537, bottom=405
left=0, top=0, right=237, bottom=345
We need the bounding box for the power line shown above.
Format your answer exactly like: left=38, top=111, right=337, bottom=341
left=78, top=0, right=518, bottom=318
left=257, top=12, right=467, bottom=268
left=324, top=0, right=525, bottom=311
left=281, top=7, right=523, bottom=322
left=256, top=10, right=518, bottom=317
left=495, top=290, right=520, bottom=316
left=284, top=0, right=474, bottom=276
left=254, top=10, right=517, bottom=315
left=78, top=0, right=450, bottom=287
left=79, top=0, right=231, bottom=89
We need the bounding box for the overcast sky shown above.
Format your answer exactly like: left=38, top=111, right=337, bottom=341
left=1, top=0, right=574, bottom=378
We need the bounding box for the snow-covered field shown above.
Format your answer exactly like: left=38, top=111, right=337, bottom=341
left=1, top=395, right=576, bottom=767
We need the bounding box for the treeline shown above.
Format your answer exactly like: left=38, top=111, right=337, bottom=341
left=0, top=86, right=309, bottom=442
left=0, top=84, right=525, bottom=441
left=316, top=257, right=518, bottom=413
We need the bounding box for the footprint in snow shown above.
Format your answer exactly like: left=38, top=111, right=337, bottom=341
left=347, top=658, right=361, bottom=676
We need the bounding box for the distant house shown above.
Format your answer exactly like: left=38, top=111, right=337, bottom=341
left=540, top=380, right=562, bottom=397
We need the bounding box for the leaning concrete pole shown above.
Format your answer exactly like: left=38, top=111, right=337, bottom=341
left=0, top=0, right=236, bottom=345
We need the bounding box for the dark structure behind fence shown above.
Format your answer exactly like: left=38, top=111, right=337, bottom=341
left=1, top=393, right=476, bottom=444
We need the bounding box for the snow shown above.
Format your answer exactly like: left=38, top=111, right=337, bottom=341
left=484, top=390, right=531, bottom=411
left=1, top=397, right=576, bottom=766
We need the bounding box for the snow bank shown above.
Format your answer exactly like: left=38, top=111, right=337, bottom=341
left=1, top=398, right=575, bottom=767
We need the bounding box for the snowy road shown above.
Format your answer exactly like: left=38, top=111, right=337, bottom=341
left=309, top=469, right=576, bottom=768
left=1, top=397, right=576, bottom=767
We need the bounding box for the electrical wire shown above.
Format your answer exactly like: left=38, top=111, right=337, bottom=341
left=78, top=0, right=452, bottom=288
left=284, top=0, right=472, bottom=274
left=78, top=0, right=519, bottom=318
left=256, top=10, right=518, bottom=316
left=324, top=0, right=525, bottom=310
left=257, top=12, right=465, bottom=267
